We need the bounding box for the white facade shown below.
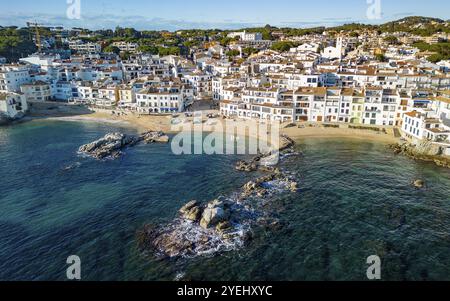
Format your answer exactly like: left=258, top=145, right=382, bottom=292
left=0, top=65, right=31, bottom=92
left=0, top=92, right=28, bottom=119
left=69, top=40, right=102, bottom=53
left=112, top=42, right=139, bottom=53
left=136, top=87, right=186, bottom=114
left=227, top=31, right=263, bottom=42
left=20, top=81, right=52, bottom=102
left=184, top=72, right=212, bottom=99
left=321, top=37, right=345, bottom=60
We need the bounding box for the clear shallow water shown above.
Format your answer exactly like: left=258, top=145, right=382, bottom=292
left=0, top=121, right=450, bottom=281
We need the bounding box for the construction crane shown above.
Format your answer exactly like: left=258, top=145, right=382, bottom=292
left=27, top=21, right=44, bottom=52
left=26, top=22, right=64, bottom=52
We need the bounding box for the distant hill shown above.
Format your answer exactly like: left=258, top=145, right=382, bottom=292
left=233, top=16, right=450, bottom=38
left=377, top=16, right=449, bottom=36
left=388, top=16, right=445, bottom=25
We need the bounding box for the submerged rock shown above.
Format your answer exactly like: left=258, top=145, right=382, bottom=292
left=241, top=172, right=298, bottom=198
left=289, top=181, right=299, bottom=192
left=413, top=179, right=425, bottom=189
left=235, top=160, right=258, bottom=172
left=152, top=230, right=196, bottom=258
left=278, top=135, right=295, bottom=152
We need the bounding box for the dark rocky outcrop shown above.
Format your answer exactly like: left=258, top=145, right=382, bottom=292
left=0, top=114, right=11, bottom=126
left=141, top=197, right=244, bottom=258
left=235, top=135, right=296, bottom=172
left=140, top=131, right=170, bottom=144
left=235, top=160, right=259, bottom=172
left=79, top=131, right=169, bottom=160
left=78, top=133, right=139, bottom=159
left=242, top=172, right=299, bottom=198
left=139, top=134, right=300, bottom=259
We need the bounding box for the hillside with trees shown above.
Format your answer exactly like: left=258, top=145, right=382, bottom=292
left=0, top=27, right=37, bottom=62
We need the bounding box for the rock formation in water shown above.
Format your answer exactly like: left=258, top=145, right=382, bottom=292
left=78, top=131, right=169, bottom=159
left=242, top=172, right=298, bottom=197
left=413, top=179, right=425, bottom=189
left=140, top=196, right=245, bottom=258
left=138, top=134, right=300, bottom=259
left=78, top=133, right=139, bottom=159
left=140, top=131, right=170, bottom=144
left=141, top=171, right=299, bottom=258
left=389, top=142, right=450, bottom=168
left=235, top=135, right=295, bottom=172
left=199, top=198, right=232, bottom=229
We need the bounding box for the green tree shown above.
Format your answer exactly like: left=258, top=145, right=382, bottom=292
left=158, top=46, right=180, bottom=56
left=103, top=45, right=121, bottom=55
left=427, top=53, right=444, bottom=63
left=271, top=41, right=296, bottom=52
left=384, top=36, right=400, bottom=45
left=120, top=51, right=132, bottom=60
left=0, top=27, right=37, bottom=62
left=138, top=45, right=159, bottom=54
left=243, top=47, right=259, bottom=56
left=226, top=49, right=240, bottom=58
left=375, top=54, right=387, bottom=62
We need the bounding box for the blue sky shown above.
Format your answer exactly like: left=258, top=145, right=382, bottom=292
left=0, top=0, right=448, bottom=30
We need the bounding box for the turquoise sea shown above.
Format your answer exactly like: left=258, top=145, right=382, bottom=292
left=0, top=120, right=450, bottom=281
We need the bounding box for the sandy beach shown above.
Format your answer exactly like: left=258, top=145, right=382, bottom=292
left=27, top=103, right=399, bottom=145
left=282, top=125, right=398, bottom=144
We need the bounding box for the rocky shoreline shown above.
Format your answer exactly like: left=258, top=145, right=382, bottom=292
left=0, top=114, right=9, bottom=126
left=389, top=142, right=450, bottom=169
left=78, top=131, right=170, bottom=159
left=0, top=113, right=26, bottom=126
left=138, top=134, right=300, bottom=259
left=235, top=135, right=296, bottom=172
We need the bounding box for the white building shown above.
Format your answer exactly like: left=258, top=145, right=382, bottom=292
left=184, top=72, right=212, bottom=99
left=0, top=92, right=28, bottom=120
left=19, top=54, right=61, bottom=71
left=112, top=42, right=139, bottom=53
left=293, top=43, right=320, bottom=53
left=136, top=86, right=187, bottom=114
left=69, top=40, right=102, bottom=54
left=227, top=31, right=263, bottom=42
left=402, top=110, right=441, bottom=141
left=321, top=37, right=345, bottom=60
left=0, top=65, right=31, bottom=92
left=20, top=81, right=52, bottom=102
left=362, top=88, right=400, bottom=126
left=53, top=81, right=79, bottom=101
